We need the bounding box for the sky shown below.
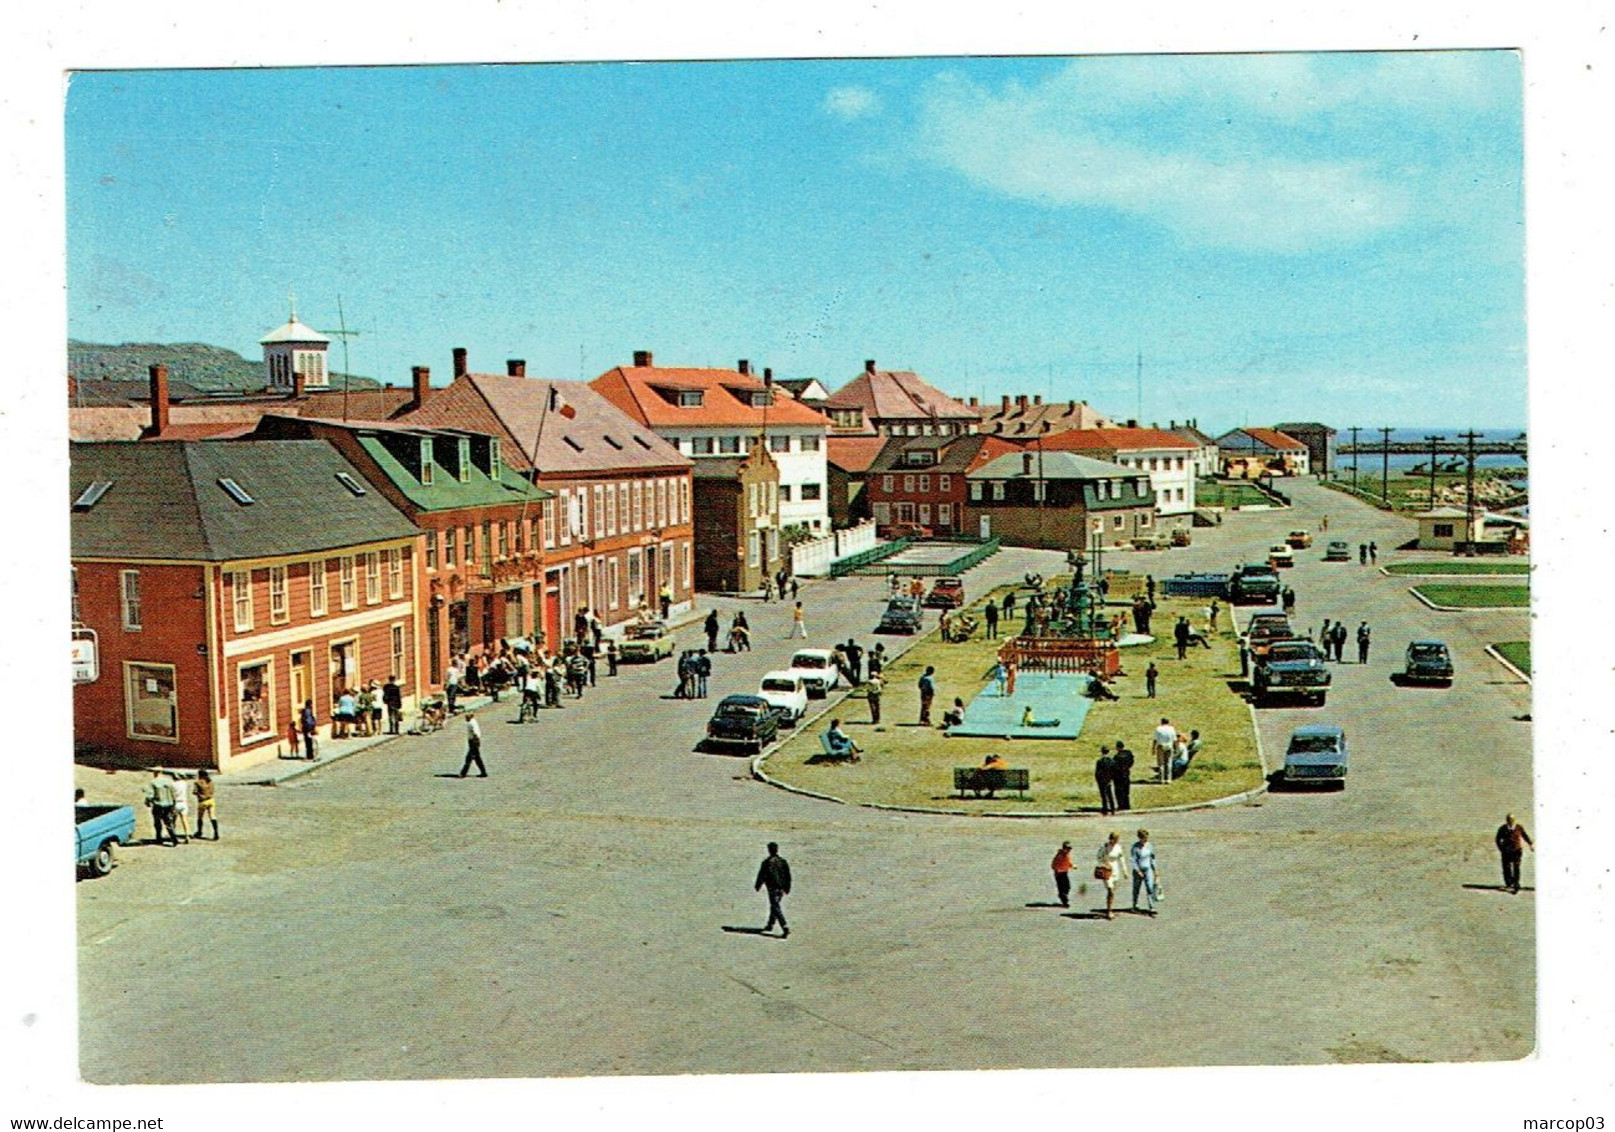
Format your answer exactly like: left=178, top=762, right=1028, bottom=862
left=66, top=51, right=1526, bottom=432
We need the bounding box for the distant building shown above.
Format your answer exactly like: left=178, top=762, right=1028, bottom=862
left=260, top=303, right=332, bottom=390
left=1038, top=427, right=1199, bottom=534
left=1163, top=420, right=1220, bottom=478
left=977, top=394, right=1114, bottom=440
left=821, top=360, right=980, bottom=438
left=1214, top=427, right=1310, bottom=477
left=865, top=433, right=1023, bottom=538
left=966, top=449, right=1157, bottom=550
left=1415, top=507, right=1492, bottom=551
left=691, top=447, right=786, bottom=594
left=774, top=377, right=832, bottom=407
left=825, top=436, right=888, bottom=529
left=1272, top=422, right=1337, bottom=477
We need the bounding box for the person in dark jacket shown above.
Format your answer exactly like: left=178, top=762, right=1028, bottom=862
left=1495, top=813, right=1534, bottom=893
left=1112, top=741, right=1135, bottom=811
left=755, top=842, right=792, bottom=937
left=984, top=601, right=999, bottom=639
left=382, top=675, right=404, bottom=734
left=705, top=609, right=721, bottom=653
left=300, top=699, right=319, bottom=760
left=1094, top=746, right=1117, bottom=815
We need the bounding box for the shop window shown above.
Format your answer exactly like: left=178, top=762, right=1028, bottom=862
left=238, top=660, right=273, bottom=744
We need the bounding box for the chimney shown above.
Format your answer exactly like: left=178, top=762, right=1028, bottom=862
left=1126, top=418, right=1138, bottom=428
left=1042, top=421, right=1051, bottom=433
left=1022, top=452, right=1033, bottom=476
left=864, top=359, right=876, bottom=375
left=738, top=359, right=751, bottom=375
left=148, top=364, right=170, bottom=435
left=1033, top=394, right=1043, bottom=405
left=968, top=396, right=979, bottom=408
left=507, top=359, right=526, bottom=378
left=410, top=365, right=431, bottom=412
left=292, top=369, right=306, bottom=399
left=452, top=347, right=468, bottom=378
left=1066, top=400, right=1076, bottom=416
left=1016, top=395, right=1029, bottom=410
left=1000, top=395, right=1011, bottom=413
left=633, top=350, right=653, bottom=368
left=762, top=367, right=772, bottom=383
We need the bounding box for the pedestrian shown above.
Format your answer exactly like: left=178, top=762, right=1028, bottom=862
left=1095, top=832, right=1130, bottom=920
left=368, top=679, right=384, bottom=734
left=984, top=600, right=999, bottom=639
left=1238, top=638, right=1250, bottom=679
left=732, top=611, right=751, bottom=653
left=845, top=639, right=864, bottom=684
left=1356, top=621, right=1371, bottom=664
left=993, top=660, right=1008, bottom=697
left=1369, top=541, right=1378, bottom=564
left=1094, top=746, right=1117, bottom=815
left=865, top=672, right=883, bottom=724
left=193, top=767, right=218, bottom=840
left=1208, top=599, right=1220, bottom=632
left=459, top=712, right=487, bottom=777
left=1173, top=729, right=1202, bottom=780
left=775, top=568, right=788, bottom=600
left=590, top=613, right=604, bottom=651
left=1152, top=717, right=1178, bottom=784
left=659, top=584, right=673, bottom=621
left=1319, top=619, right=1332, bottom=656
left=1331, top=621, right=1349, bottom=663
left=1145, top=661, right=1159, bottom=698
left=1003, top=591, right=1016, bottom=617
left=545, top=661, right=564, bottom=708
left=170, top=772, right=192, bottom=843
left=1005, top=658, right=1018, bottom=696
left=760, top=577, right=773, bottom=602
left=1145, top=574, right=1156, bottom=603
left=790, top=577, right=799, bottom=600
left=1051, top=840, right=1075, bottom=907
left=918, top=665, right=937, bottom=725
left=705, top=609, right=721, bottom=653
left=584, top=639, right=599, bottom=686
left=606, top=640, right=619, bottom=677
left=1282, top=586, right=1296, bottom=615
left=1140, top=597, right=1155, bottom=635
left=1174, top=617, right=1190, bottom=661
left=785, top=600, right=807, bottom=639
left=1130, top=829, right=1160, bottom=915
left=444, top=660, right=461, bottom=714
left=143, top=769, right=178, bottom=846
left=754, top=841, right=792, bottom=938
left=1112, top=742, right=1135, bottom=811
left=1359, top=542, right=1368, bottom=565
left=696, top=649, right=712, bottom=698
left=383, top=674, right=403, bottom=734
left=1495, top=813, right=1534, bottom=893
left=867, top=643, right=885, bottom=680
left=1321, top=514, right=1329, bottom=531
left=300, top=698, right=318, bottom=760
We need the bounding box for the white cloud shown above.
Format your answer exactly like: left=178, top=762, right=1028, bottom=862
left=824, top=85, right=880, bottom=121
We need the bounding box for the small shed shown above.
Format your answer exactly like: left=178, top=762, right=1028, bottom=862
left=1416, top=507, right=1487, bottom=551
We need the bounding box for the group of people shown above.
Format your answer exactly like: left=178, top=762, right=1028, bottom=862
left=330, top=677, right=404, bottom=739
left=140, top=767, right=218, bottom=844
left=1051, top=829, right=1161, bottom=919
left=1313, top=618, right=1372, bottom=664
left=760, top=569, right=800, bottom=603
left=708, top=608, right=752, bottom=652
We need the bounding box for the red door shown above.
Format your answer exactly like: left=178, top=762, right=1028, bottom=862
left=543, top=572, right=562, bottom=653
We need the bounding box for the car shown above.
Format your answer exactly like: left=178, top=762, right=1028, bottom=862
left=1229, top=563, right=1282, bottom=604
left=1267, top=544, right=1295, bottom=568
left=883, top=521, right=933, bottom=540
left=1170, top=528, right=1192, bottom=547
left=1282, top=724, right=1349, bottom=787
left=1252, top=638, right=1331, bottom=705
left=876, top=596, right=923, bottom=635
left=618, top=621, right=675, bottom=662
left=923, top=577, right=966, bottom=609
left=1324, top=539, right=1351, bottom=562
left=1244, top=612, right=1295, bottom=659
left=1131, top=536, right=1162, bottom=551
left=786, top=648, right=842, bottom=698
left=1403, top=640, right=1455, bottom=685
left=1286, top=530, right=1314, bottom=549
left=704, top=694, right=784, bottom=754
left=76, top=802, right=136, bottom=878
left=757, top=671, right=809, bottom=725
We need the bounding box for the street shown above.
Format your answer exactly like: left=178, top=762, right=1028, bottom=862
left=76, top=480, right=1533, bottom=1082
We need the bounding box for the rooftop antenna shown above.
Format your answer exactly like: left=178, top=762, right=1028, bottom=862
left=1135, top=349, right=1143, bottom=422
left=321, top=295, right=362, bottom=421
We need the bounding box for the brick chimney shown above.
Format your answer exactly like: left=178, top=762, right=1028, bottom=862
left=1022, top=452, right=1033, bottom=476
left=148, top=364, right=170, bottom=435
left=968, top=396, right=979, bottom=408
left=410, top=365, right=431, bottom=412
left=1033, top=394, right=1043, bottom=405
left=633, top=350, right=653, bottom=368
left=1066, top=400, right=1076, bottom=415
left=292, top=369, right=306, bottom=399
left=864, top=359, right=876, bottom=375
left=1016, top=395, right=1029, bottom=410
left=762, top=367, right=772, bottom=383
left=1000, top=395, right=1011, bottom=412
left=507, top=359, right=526, bottom=378
left=452, top=348, right=468, bottom=378
left=1127, top=418, right=1138, bottom=428
left=738, top=359, right=751, bottom=375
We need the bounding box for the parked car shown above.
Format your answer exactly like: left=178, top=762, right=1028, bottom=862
left=618, top=621, right=675, bottom=662
left=1228, top=563, right=1282, bottom=604
left=1282, top=724, right=1349, bottom=787
left=1286, top=530, right=1314, bottom=549
left=1403, top=640, right=1455, bottom=685
left=1324, top=539, right=1352, bottom=562
left=704, top=694, right=784, bottom=754
left=1244, top=612, right=1295, bottom=659
left=883, top=522, right=933, bottom=540
left=1131, top=535, right=1162, bottom=551
left=1252, top=639, right=1331, bottom=705
left=757, top=671, right=809, bottom=725
left=76, top=802, right=136, bottom=878
left=1267, top=544, right=1295, bottom=568
left=923, top=577, right=966, bottom=609
left=1170, top=528, right=1192, bottom=547
left=876, top=596, right=923, bottom=635
left=786, top=648, right=842, bottom=698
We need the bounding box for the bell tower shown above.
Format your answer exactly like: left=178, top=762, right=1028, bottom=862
left=259, top=293, right=332, bottom=391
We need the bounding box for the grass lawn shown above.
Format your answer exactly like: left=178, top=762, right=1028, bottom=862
left=1196, top=479, right=1277, bottom=509
left=1323, top=470, right=1526, bottom=515
left=1411, top=583, right=1531, bottom=609
left=760, top=582, right=1264, bottom=814
left=1494, top=641, right=1531, bottom=675
left=1385, top=561, right=1530, bottom=576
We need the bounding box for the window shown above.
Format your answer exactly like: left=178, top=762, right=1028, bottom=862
left=420, top=439, right=436, bottom=485
left=882, top=475, right=895, bottom=492
left=364, top=553, right=382, bottom=604
left=465, top=525, right=476, bottom=563
left=1033, top=481, right=1047, bottom=502
left=750, top=391, right=773, bottom=407
left=1433, top=523, right=1455, bottom=538
left=390, top=624, right=406, bottom=684
left=594, top=486, right=605, bottom=537
left=801, top=483, right=821, bottom=501
left=771, top=435, right=790, bottom=452
left=558, top=490, right=572, bottom=544
left=692, top=437, right=715, bottom=455
left=445, top=527, right=458, bottom=567
left=1136, top=479, right=1149, bottom=494
left=340, top=556, right=357, bottom=609
left=632, top=482, right=644, bottom=530
left=387, top=547, right=405, bottom=598
left=719, top=436, right=741, bottom=454
left=489, top=439, right=502, bottom=479
left=919, top=504, right=932, bottom=524
left=677, top=390, right=704, bottom=407
left=124, top=662, right=177, bottom=742
left=748, top=530, right=761, bottom=567
left=457, top=439, right=472, bottom=483
left=1139, top=512, right=1152, bottom=527
left=938, top=503, right=953, bottom=526
left=608, top=556, right=620, bottom=610
left=231, top=569, right=254, bottom=631
left=778, top=484, right=792, bottom=502
left=656, top=479, right=668, bottom=527
left=1113, top=514, right=1125, bottom=529
left=939, top=475, right=952, bottom=492
left=919, top=475, right=931, bottom=492
left=991, top=481, right=1005, bottom=501
left=218, top=478, right=255, bottom=505
left=426, top=530, right=438, bottom=571
left=335, top=472, right=367, bottom=497
left=542, top=499, right=556, bottom=548
left=896, top=502, right=915, bottom=522
left=1092, top=517, right=1104, bottom=532
left=269, top=565, right=289, bottom=624
left=120, top=570, right=142, bottom=630
left=310, top=561, right=328, bottom=616
left=238, top=660, right=273, bottom=743
left=969, top=482, right=983, bottom=501
left=903, top=475, right=916, bottom=492
left=627, top=548, right=643, bottom=607
left=800, top=435, right=820, bottom=452
left=496, top=521, right=508, bottom=559
left=680, top=478, right=690, bottom=523
left=74, top=481, right=113, bottom=511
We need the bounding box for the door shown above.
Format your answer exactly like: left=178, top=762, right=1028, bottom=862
left=978, top=515, right=991, bottom=539
left=289, top=649, right=313, bottom=715
left=449, top=600, right=469, bottom=657
left=504, top=587, right=524, bottom=639
left=543, top=572, right=563, bottom=653
left=329, top=640, right=357, bottom=702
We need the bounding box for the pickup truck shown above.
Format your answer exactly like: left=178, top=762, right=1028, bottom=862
left=1228, top=563, right=1282, bottom=604
left=1252, top=639, right=1331, bottom=705
left=703, top=694, right=783, bottom=754
left=76, top=803, right=136, bottom=877
left=1244, top=612, right=1296, bottom=660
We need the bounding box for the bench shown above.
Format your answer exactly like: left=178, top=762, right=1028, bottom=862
left=953, top=767, right=1030, bottom=798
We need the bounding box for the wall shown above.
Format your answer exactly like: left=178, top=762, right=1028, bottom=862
left=790, top=520, right=878, bottom=576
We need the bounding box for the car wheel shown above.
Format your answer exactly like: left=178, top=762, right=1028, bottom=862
left=91, top=840, right=116, bottom=877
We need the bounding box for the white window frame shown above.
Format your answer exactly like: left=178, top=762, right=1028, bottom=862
left=559, top=489, right=572, bottom=545
left=268, top=564, right=289, bottom=625
left=969, top=482, right=983, bottom=502
left=608, top=556, right=620, bottom=610
left=882, top=475, right=895, bottom=491
left=231, top=569, right=254, bottom=632
left=390, top=622, right=407, bottom=684
left=903, top=474, right=915, bottom=492
left=310, top=560, right=328, bottom=617
left=120, top=569, right=142, bottom=631
left=237, top=657, right=275, bottom=745
left=542, top=499, right=556, bottom=548
left=800, top=434, right=821, bottom=452
left=123, top=660, right=178, bottom=743
left=387, top=547, right=405, bottom=599
left=364, top=552, right=382, bottom=604
left=939, top=475, right=952, bottom=492
left=991, top=481, right=1005, bottom=501
left=339, top=556, right=358, bottom=610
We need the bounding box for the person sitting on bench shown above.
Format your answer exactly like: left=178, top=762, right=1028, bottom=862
left=822, top=719, right=861, bottom=762
left=1020, top=705, right=1062, bottom=728
left=1085, top=674, right=1121, bottom=701
left=972, top=753, right=1010, bottom=798
left=1172, top=729, right=1202, bottom=779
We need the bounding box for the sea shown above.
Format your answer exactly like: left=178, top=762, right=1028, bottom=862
left=1337, top=426, right=1527, bottom=486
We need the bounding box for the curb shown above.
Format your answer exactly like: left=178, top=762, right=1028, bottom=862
left=1406, top=585, right=1528, bottom=613
left=1484, top=645, right=1533, bottom=685
left=1381, top=566, right=1529, bottom=581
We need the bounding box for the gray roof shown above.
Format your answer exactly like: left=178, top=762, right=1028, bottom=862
left=967, top=450, right=1133, bottom=481
left=71, top=440, right=421, bottom=562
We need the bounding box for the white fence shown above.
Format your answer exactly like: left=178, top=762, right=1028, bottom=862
left=791, top=520, right=879, bottom=577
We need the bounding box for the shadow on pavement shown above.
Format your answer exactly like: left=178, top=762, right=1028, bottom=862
left=721, top=926, right=781, bottom=938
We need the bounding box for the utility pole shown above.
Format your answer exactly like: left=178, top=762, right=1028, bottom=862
left=1459, top=429, right=1483, bottom=552
left=1378, top=426, right=1394, bottom=503
left=1348, top=426, right=1361, bottom=491
left=1423, top=433, right=1444, bottom=508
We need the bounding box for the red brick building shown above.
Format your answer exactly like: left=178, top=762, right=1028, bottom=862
left=70, top=440, right=425, bottom=771
left=864, top=433, right=1023, bottom=537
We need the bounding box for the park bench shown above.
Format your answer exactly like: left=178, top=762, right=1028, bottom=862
left=953, top=767, right=1030, bottom=799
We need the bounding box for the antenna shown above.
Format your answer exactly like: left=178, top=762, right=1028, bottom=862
left=1135, top=349, right=1143, bottom=422
left=1378, top=426, right=1394, bottom=503
left=321, top=295, right=362, bottom=421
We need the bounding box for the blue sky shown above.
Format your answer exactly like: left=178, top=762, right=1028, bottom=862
left=65, top=52, right=1526, bottom=430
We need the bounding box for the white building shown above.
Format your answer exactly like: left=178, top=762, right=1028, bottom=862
left=1039, top=427, right=1200, bottom=532
left=260, top=303, right=332, bottom=389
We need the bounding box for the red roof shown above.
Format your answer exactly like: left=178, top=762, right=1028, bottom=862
left=1038, top=427, right=1196, bottom=453
left=826, top=436, right=890, bottom=473
left=592, top=364, right=830, bottom=429
left=824, top=367, right=979, bottom=422
left=1242, top=427, right=1306, bottom=450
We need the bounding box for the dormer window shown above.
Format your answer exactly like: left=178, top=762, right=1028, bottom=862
left=749, top=391, right=773, bottom=408
left=678, top=390, right=704, bottom=407
left=419, top=438, right=435, bottom=485
left=489, top=438, right=502, bottom=479
left=457, top=438, right=471, bottom=483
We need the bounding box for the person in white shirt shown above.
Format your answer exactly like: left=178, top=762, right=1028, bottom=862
left=1130, top=829, right=1160, bottom=915
left=459, top=712, right=486, bottom=777
left=1096, top=832, right=1130, bottom=921
left=1152, top=718, right=1178, bottom=784
left=445, top=661, right=463, bottom=714
left=169, top=774, right=192, bottom=842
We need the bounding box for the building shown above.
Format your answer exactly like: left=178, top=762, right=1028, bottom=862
left=690, top=447, right=785, bottom=594
left=820, top=360, right=980, bottom=438
left=977, top=394, right=1114, bottom=439
left=1036, top=427, right=1199, bottom=534
left=400, top=355, right=695, bottom=641
left=1214, top=427, right=1311, bottom=476
left=260, top=304, right=333, bottom=390
left=824, top=436, right=887, bottom=528
left=966, top=449, right=1157, bottom=550
left=865, top=434, right=1022, bottom=538
left=1415, top=506, right=1491, bottom=551
left=1272, top=422, right=1338, bottom=477
left=1164, top=420, right=1220, bottom=478
left=591, top=351, right=831, bottom=533
left=774, top=377, right=832, bottom=407
left=248, top=412, right=554, bottom=685
left=70, top=440, right=425, bottom=772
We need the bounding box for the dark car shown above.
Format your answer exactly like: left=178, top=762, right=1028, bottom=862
left=1403, top=640, right=1455, bottom=685
left=923, top=577, right=966, bottom=609
left=1282, top=724, right=1349, bottom=788
left=1253, top=639, right=1331, bottom=705
left=876, top=596, right=923, bottom=635
left=704, top=694, right=783, bottom=754
left=1244, top=612, right=1295, bottom=660
left=1229, top=563, right=1282, bottom=604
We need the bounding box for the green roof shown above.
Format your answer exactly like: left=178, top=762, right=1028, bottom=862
left=356, top=436, right=551, bottom=512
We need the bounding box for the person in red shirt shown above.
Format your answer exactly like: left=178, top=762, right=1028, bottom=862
left=1050, top=841, right=1075, bottom=907
left=1495, top=813, right=1534, bottom=893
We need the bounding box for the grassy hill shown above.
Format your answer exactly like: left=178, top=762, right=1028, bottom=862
left=69, top=340, right=379, bottom=393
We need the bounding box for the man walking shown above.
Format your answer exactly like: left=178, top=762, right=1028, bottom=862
left=1145, top=661, right=1159, bottom=699
left=444, top=659, right=462, bottom=714
left=459, top=712, right=487, bottom=777
left=705, top=609, right=720, bottom=653
left=865, top=671, right=883, bottom=724
left=1174, top=617, right=1191, bottom=661
left=1051, top=840, right=1075, bottom=907
left=755, top=842, right=792, bottom=937
left=383, top=674, right=404, bottom=735
left=1112, top=741, right=1135, bottom=811
left=1356, top=621, right=1372, bottom=664
left=845, top=639, right=864, bottom=685
left=1094, top=746, right=1117, bottom=815
left=1369, top=541, right=1378, bottom=564
left=789, top=601, right=807, bottom=639
left=917, top=665, right=937, bottom=726
left=1495, top=813, right=1534, bottom=893
left=1152, top=717, right=1178, bottom=785
left=143, top=769, right=178, bottom=846
left=1332, top=620, right=1349, bottom=663
left=984, top=600, right=999, bottom=639
left=1238, top=638, right=1250, bottom=679
left=695, top=649, right=712, bottom=698
left=1359, top=542, right=1369, bottom=565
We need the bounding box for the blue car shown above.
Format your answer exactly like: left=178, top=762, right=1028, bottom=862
left=1282, top=724, right=1348, bottom=788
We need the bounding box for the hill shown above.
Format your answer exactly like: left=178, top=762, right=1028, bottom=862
left=69, top=339, right=379, bottom=393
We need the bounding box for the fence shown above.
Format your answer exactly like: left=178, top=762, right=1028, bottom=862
left=791, top=520, right=882, bottom=577
left=842, top=537, right=1002, bottom=577
left=998, top=636, right=1119, bottom=677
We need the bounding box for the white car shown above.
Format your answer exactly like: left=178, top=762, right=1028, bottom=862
left=1267, top=544, right=1295, bottom=568
left=786, top=648, right=842, bottom=699
left=757, top=671, right=809, bottom=725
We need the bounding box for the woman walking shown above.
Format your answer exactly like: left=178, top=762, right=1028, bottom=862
left=1095, top=832, right=1129, bottom=920
left=1130, top=829, right=1160, bottom=915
